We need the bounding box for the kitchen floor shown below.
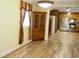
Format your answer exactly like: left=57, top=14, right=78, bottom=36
left=3, top=31, right=79, bottom=58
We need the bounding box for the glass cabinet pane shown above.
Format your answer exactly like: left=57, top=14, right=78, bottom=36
left=39, top=15, right=45, bottom=30
left=34, top=15, right=39, bottom=29
left=40, top=15, right=45, bottom=26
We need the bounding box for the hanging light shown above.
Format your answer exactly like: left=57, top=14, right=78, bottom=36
left=38, top=1, right=54, bottom=8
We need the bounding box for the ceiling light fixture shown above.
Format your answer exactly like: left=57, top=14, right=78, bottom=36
left=38, top=1, right=54, bottom=8
left=67, top=7, right=70, bottom=12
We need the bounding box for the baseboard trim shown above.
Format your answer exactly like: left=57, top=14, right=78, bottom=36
left=0, top=40, right=32, bottom=57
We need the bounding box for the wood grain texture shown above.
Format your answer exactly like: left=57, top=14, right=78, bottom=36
left=32, top=12, right=46, bottom=41
left=3, top=31, right=79, bottom=58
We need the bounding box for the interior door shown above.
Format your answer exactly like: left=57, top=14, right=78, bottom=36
left=32, top=12, right=46, bottom=41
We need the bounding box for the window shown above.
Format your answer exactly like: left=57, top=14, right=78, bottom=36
left=23, top=11, right=30, bottom=27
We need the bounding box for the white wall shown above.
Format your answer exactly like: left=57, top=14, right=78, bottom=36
left=45, top=11, right=50, bottom=41
left=23, top=0, right=31, bottom=4
left=0, top=0, right=31, bottom=57
left=0, top=0, right=20, bottom=57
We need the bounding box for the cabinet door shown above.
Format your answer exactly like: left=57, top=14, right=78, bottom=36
left=32, top=12, right=46, bottom=41
left=39, top=14, right=46, bottom=30
left=33, top=14, right=40, bottom=30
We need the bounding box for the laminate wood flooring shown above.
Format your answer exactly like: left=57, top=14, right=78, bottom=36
left=3, top=31, right=79, bottom=58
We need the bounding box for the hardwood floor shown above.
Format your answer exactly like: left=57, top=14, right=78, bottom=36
left=3, top=31, right=79, bottom=58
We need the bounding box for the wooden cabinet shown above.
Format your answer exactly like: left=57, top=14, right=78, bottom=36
left=32, top=12, right=46, bottom=41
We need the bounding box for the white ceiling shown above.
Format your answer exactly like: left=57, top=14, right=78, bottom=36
left=53, top=7, right=79, bottom=12
left=28, top=0, right=79, bottom=12
left=29, top=0, right=79, bottom=3
left=49, top=0, right=79, bottom=2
